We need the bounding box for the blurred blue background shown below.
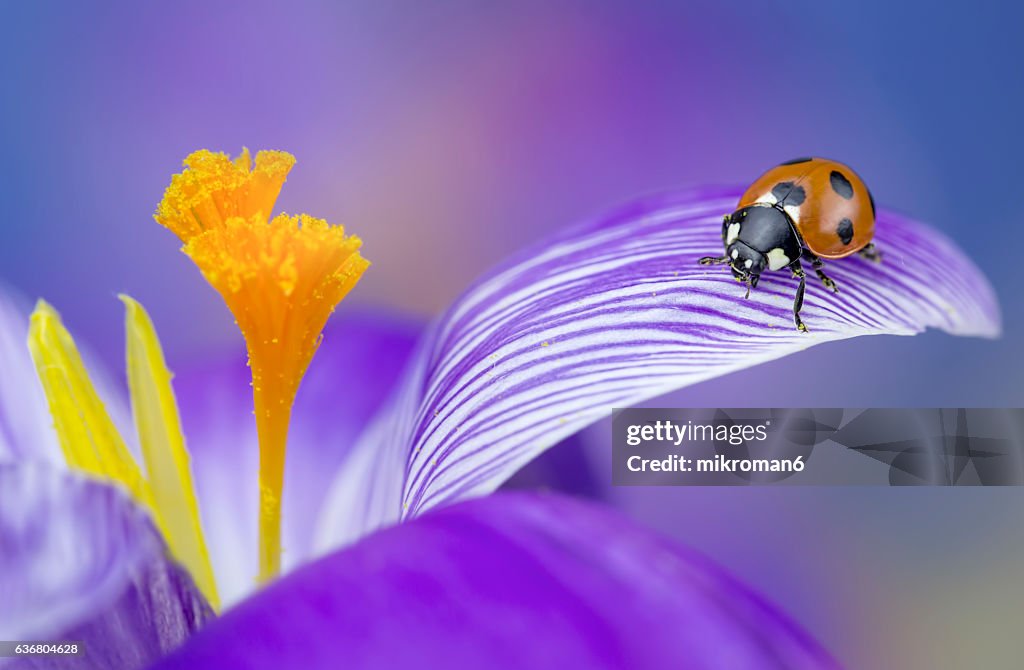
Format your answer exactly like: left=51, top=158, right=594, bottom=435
left=2, top=1, right=1022, bottom=667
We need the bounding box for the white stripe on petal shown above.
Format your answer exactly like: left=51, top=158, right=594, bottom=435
left=315, top=188, right=1001, bottom=551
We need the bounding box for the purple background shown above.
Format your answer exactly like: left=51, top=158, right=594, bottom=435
left=2, top=2, right=1022, bottom=667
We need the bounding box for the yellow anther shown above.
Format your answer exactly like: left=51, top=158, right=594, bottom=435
left=28, top=301, right=152, bottom=504
left=122, top=296, right=219, bottom=608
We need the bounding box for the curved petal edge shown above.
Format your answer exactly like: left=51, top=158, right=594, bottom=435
left=317, top=187, right=1001, bottom=549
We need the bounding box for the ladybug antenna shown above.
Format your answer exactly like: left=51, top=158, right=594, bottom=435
left=744, top=275, right=753, bottom=299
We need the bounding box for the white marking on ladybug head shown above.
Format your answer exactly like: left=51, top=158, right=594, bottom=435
left=731, top=249, right=739, bottom=260
left=756, top=193, right=778, bottom=206
left=783, top=205, right=801, bottom=223
left=726, top=222, right=741, bottom=244
left=767, top=248, right=791, bottom=271
left=744, top=259, right=753, bottom=269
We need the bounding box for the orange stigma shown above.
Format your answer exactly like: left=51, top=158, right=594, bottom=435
left=156, top=149, right=369, bottom=581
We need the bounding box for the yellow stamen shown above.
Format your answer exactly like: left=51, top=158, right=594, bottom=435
left=28, top=301, right=152, bottom=503
left=121, top=295, right=219, bottom=609
left=155, top=149, right=369, bottom=582
left=27, top=299, right=220, bottom=609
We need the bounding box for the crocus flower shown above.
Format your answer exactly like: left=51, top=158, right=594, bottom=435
left=0, top=150, right=998, bottom=669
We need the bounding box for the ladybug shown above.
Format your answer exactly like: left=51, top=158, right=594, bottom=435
left=699, top=157, right=882, bottom=331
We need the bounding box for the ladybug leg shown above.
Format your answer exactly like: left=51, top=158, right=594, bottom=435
left=790, top=261, right=809, bottom=333
left=801, top=249, right=839, bottom=294
left=858, top=242, right=883, bottom=263
left=698, top=255, right=730, bottom=266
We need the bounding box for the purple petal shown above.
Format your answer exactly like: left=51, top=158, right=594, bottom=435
left=317, top=187, right=1000, bottom=547
left=0, top=463, right=211, bottom=670
left=173, top=308, right=419, bottom=603
left=154, top=492, right=838, bottom=670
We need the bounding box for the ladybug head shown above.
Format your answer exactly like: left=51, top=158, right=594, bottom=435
left=726, top=240, right=767, bottom=285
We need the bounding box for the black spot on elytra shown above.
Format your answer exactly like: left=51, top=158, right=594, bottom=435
left=837, top=218, right=854, bottom=245
left=780, top=157, right=813, bottom=166
left=771, top=182, right=806, bottom=206
left=868, top=189, right=876, bottom=217
left=830, top=171, right=854, bottom=199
